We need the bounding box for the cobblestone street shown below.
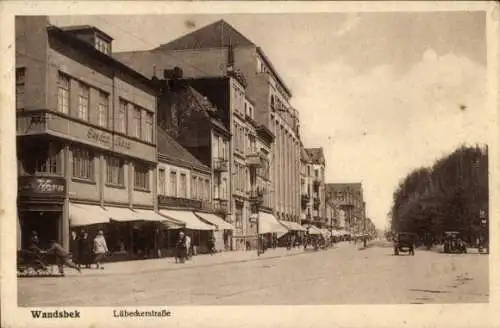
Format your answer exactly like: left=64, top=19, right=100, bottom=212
left=18, top=241, right=488, bottom=306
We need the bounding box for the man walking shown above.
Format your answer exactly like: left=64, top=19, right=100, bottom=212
left=185, top=234, right=192, bottom=260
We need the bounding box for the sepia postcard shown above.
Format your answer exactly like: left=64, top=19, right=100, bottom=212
left=0, top=1, right=499, bottom=327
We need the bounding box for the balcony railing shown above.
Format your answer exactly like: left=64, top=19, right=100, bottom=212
left=158, top=195, right=202, bottom=209
left=249, top=189, right=264, bottom=205
left=213, top=158, right=229, bottom=172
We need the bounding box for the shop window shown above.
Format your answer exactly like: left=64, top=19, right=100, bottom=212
left=169, top=171, right=177, bottom=197
left=117, top=99, right=128, bottom=134
left=134, top=164, right=150, bottom=191
left=72, top=147, right=94, bottom=181
left=77, top=82, right=90, bottom=121
left=16, top=67, right=25, bottom=110
left=97, top=91, right=108, bottom=128
left=57, top=72, right=70, bottom=114
left=158, top=168, right=166, bottom=195
left=106, top=156, right=124, bottom=186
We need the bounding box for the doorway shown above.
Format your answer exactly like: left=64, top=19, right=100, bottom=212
left=20, top=211, right=61, bottom=249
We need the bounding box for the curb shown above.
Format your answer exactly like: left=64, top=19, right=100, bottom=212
left=65, top=248, right=336, bottom=278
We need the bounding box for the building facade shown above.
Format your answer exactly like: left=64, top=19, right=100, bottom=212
left=114, top=19, right=301, bottom=225
left=325, top=183, right=365, bottom=234
left=16, top=17, right=160, bottom=251
left=304, top=148, right=327, bottom=227
left=300, top=145, right=313, bottom=223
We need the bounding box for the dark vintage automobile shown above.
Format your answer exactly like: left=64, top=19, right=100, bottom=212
left=393, top=232, right=415, bottom=256
left=443, top=231, right=467, bottom=254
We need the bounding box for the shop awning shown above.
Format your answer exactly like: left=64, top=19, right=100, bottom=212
left=159, top=209, right=214, bottom=230
left=107, top=206, right=141, bottom=222
left=258, top=212, right=288, bottom=234
left=320, top=229, right=331, bottom=237
left=133, top=209, right=169, bottom=222
left=69, top=203, right=110, bottom=227
left=194, top=212, right=234, bottom=230
left=279, top=220, right=306, bottom=231
left=304, top=225, right=322, bottom=235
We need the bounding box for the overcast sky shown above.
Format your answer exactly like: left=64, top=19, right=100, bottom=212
left=51, top=12, right=488, bottom=229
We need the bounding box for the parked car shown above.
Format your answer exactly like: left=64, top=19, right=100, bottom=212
left=443, top=231, right=467, bottom=254
left=393, top=232, right=415, bottom=256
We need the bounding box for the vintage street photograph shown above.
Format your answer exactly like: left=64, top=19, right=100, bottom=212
left=14, top=10, right=490, bottom=308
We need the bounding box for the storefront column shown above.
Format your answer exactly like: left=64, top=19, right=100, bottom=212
left=62, top=144, right=70, bottom=251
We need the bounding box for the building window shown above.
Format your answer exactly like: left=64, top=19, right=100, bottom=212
left=134, top=164, right=150, bottom=190
left=34, top=143, right=61, bottom=175
left=118, top=99, right=128, bottom=134
left=97, top=91, right=108, bottom=128
left=180, top=173, right=187, bottom=198
left=95, top=37, right=110, bottom=55
left=72, top=147, right=94, bottom=181
left=204, top=179, right=210, bottom=200
left=77, top=82, right=90, bottom=121
left=106, top=156, right=124, bottom=186
left=57, top=72, right=70, bottom=114
left=158, top=168, right=166, bottom=195
left=191, top=176, right=197, bottom=200
left=133, top=107, right=141, bottom=139
left=198, top=177, right=203, bottom=200
left=16, top=67, right=25, bottom=110
left=144, top=111, right=153, bottom=143
left=170, top=171, right=177, bottom=197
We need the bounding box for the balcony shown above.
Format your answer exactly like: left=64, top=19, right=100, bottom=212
left=301, top=194, right=310, bottom=209
left=313, top=197, right=321, bottom=210
left=158, top=195, right=202, bottom=210
left=249, top=189, right=264, bottom=205
left=213, top=158, right=229, bottom=173
left=213, top=198, right=229, bottom=215
left=246, top=152, right=264, bottom=168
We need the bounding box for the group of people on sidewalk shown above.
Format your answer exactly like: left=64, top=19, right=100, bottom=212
left=27, top=229, right=109, bottom=275
left=174, top=231, right=216, bottom=264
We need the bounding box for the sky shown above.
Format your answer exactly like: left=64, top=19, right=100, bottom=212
left=50, top=12, right=489, bottom=230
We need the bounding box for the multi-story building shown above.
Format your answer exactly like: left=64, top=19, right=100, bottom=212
left=156, top=128, right=234, bottom=254
left=300, top=144, right=313, bottom=223
left=114, top=19, right=302, bottom=225
left=325, top=183, right=365, bottom=234
left=174, top=71, right=277, bottom=250
left=16, top=17, right=163, bottom=252
left=305, top=148, right=327, bottom=228
left=154, top=72, right=234, bottom=241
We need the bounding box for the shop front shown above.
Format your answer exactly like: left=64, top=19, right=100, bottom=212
left=17, top=176, right=66, bottom=250
left=194, top=211, right=235, bottom=252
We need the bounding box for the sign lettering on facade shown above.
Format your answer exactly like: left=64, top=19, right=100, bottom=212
left=87, top=128, right=112, bottom=147
left=18, top=176, right=66, bottom=197
left=114, top=136, right=131, bottom=150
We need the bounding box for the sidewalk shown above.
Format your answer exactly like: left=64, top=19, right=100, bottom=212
left=63, top=245, right=325, bottom=277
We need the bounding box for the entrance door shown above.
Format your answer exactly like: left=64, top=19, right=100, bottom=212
left=20, top=211, right=61, bottom=249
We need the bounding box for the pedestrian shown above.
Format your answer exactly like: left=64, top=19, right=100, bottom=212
left=69, top=230, right=80, bottom=268
left=28, top=231, right=42, bottom=253
left=44, top=240, right=81, bottom=275
left=79, top=231, right=93, bottom=268
left=175, top=231, right=186, bottom=263
left=208, top=234, right=216, bottom=255
left=93, top=230, right=108, bottom=270
left=185, top=234, right=192, bottom=260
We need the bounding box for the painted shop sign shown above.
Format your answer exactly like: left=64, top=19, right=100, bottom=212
left=18, top=176, right=66, bottom=197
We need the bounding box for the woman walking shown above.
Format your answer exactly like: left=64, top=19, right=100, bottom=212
left=69, top=230, right=80, bottom=268
left=93, top=230, right=108, bottom=269
left=79, top=231, right=93, bottom=268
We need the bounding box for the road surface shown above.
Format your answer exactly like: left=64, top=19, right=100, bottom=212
left=18, top=241, right=488, bottom=306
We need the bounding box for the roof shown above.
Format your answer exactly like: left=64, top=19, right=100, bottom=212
left=47, top=25, right=157, bottom=91
left=325, top=183, right=363, bottom=194
left=154, top=19, right=292, bottom=97
left=60, top=24, right=114, bottom=41
left=300, top=146, right=312, bottom=163
left=157, top=128, right=211, bottom=173
left=155, top=19, right=254, bottom=51
left=305, top=148, right=325, bottom=165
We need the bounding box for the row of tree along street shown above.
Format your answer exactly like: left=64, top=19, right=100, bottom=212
left=390, top=145, right=488, bottom=246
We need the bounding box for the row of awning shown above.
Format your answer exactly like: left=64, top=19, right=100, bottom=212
left=69, top=203, right=234, bottom=231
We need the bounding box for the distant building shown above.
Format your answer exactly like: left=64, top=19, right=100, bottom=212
left=325, top=183, right=365, bottom=233
left=304, top=148, right=327, bottom=228
left=114, top=19, right=302, bottom=225
left=300, top=144, right=313, bottom=223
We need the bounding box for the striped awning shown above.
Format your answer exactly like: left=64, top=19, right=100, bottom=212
left=279, top=220, right=306, bottom=231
